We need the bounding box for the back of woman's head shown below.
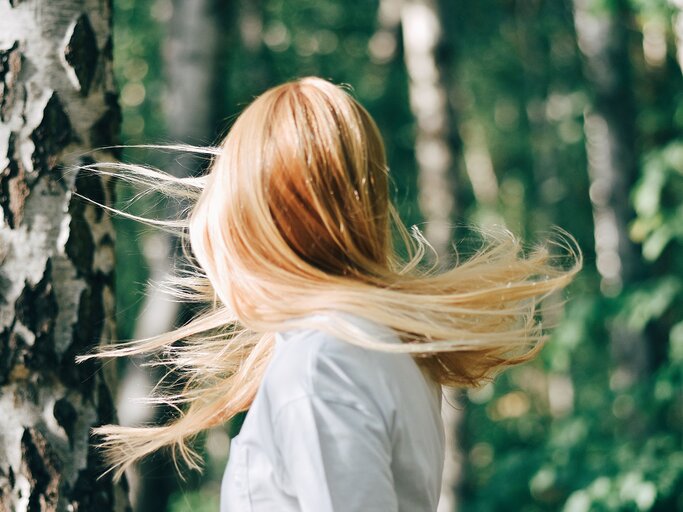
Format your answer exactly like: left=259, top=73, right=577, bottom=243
left=189, top=77, right=395, bottom=325
left=75, top=76, right=582, bottom=482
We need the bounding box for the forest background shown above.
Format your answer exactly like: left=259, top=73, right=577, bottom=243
left=113, top=0, right=683, bottom=511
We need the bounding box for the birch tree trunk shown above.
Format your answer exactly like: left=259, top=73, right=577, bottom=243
left=400, top=1, right=464, bottom=510
left=0, top=1, right=128, bottom=511
left=572, top=0, right=649, bottom=387
left=401, top=0, right=457, bottom=258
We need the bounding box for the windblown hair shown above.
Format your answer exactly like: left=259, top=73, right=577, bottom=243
left=76, top=76, right=581, bottom=481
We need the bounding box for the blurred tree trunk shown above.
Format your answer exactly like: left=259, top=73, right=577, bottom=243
left=401, top=0, right=458, bottom=257
left=514, top=3, right=577, bottom=421
left=117, top=1, right=226, bottom=511
left=0, top=1, right=128, bottom=510
left=514, top=2, right=560, bottom=228
left=400, top=1, right=464, bottom=511
left=670, top=0, right=683, bottom=74
left=236, top=0, right=274, bottom=94
left=572, top=0, right=649, bottom=386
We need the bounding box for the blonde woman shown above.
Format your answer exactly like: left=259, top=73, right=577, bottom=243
left=77, top=76, right=581, bottom=511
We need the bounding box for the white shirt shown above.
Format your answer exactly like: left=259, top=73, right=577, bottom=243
left=220, top=311, right=446, bottom=512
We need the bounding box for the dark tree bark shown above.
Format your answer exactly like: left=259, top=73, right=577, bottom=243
left=0, top=1, right=128, bottom=511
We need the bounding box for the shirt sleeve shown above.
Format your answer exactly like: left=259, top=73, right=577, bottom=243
left=273, top=393, right=399, bottom=512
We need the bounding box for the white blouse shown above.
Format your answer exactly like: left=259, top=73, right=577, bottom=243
left=220, top=311, right=446, bottom=512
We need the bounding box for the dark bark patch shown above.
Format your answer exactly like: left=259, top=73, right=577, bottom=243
left=53, top=398, right=78, bottom=447
left=14, top=259, right=57, bottom=339
left=63, top=209, right=94, bottom=276
left=30, top=93, right=72, bottom=174
left=76, top=159, right=106, bottom=220
left=0, top=41, right=22, bottom=121
left=68, top=431, right=126, bottom=512
left=0, top=322, right=22, bottom=385
left=0, top=465, right=15, bottom=512
left=97, top=379, right=116, bottom=425
left=60, top=274, right=105, bottom=397
left=63, top=14, right=99, bottom=96
left=1, top=132, right=29, bottom=228
left=20, top=427, right=61, bottom=511
left=0, top=267, right=12, bottom=305
left=16, top=260, right=59, bottom=378
left=0, top=327, right=10, bottom=384
left=91, top=91, right=121, bottom=151
left=64, top=166, right=104, bottom=275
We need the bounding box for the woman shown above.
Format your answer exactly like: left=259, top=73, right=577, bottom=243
left=223, top=310, right=446, bottom=511
left=77, top=76, right=581, bottom=511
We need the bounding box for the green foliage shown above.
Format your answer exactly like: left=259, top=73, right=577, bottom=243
left=112, top=0, right=169, bottom=342
left=447, top=1, right=682, bottom=511
left=166, top=489, right=219, bottom=512
left=110, top=0, right=683, bottom=511
left=632, top=142, right=683, bottom=261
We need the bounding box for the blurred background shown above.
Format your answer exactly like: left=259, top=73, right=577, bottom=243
left=110, top=0, right=682, bottom=511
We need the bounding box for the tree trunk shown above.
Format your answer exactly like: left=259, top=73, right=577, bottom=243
left=400, top=1, right=464, bottom=510
left=514, top=2, right=560, bottom=227
left=116, top=1, right=225, bottom=510
left=572, top=0, right=649, bottom=387
left=236, top=0, right=273, bottom=93
left=401, top=0, right=458, bottom=258
left=0, top=1, right=128, bottom=511
left=670, top=0, right=683, bottom=74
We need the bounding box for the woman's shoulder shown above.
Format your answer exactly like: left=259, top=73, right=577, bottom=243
left=274, top=311, right=405, bottom=373
left=262, top=312, right=408, bottom=410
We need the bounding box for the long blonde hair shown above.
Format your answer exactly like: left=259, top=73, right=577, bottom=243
left=76, top=76, right=581, bottom=481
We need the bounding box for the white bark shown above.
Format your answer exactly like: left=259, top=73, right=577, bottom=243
left=0, top=0, right=127, bottom=510
left=573, top=0, right=639, bottom=294
left=399, top=1, right=463, bottom=510
left=401, top=0, right=456, bottom=259
left=459, top=119, right=499, bottom=216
